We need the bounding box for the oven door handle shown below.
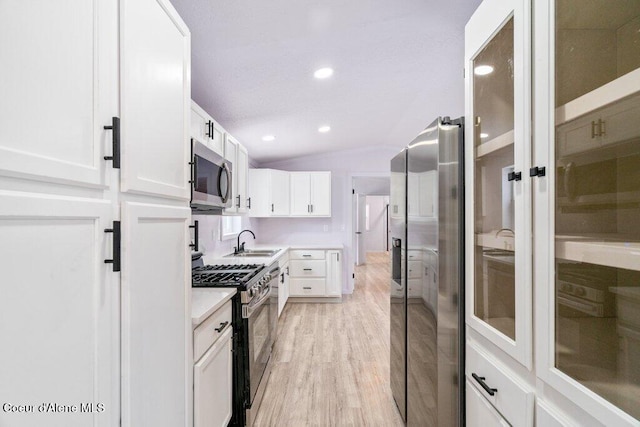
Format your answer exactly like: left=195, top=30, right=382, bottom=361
left=243, top=286, right=271, bottom=318
left=557, top=295, right=600, bottom=316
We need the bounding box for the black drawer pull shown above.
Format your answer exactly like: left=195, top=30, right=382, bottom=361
left=214, top=321, right=229, bottom=333
left=302, top=254, right=312, bottom=257
left=303, top=287, right=312, bottom=290
left=303, top=268, right=313, bottom=271
left=472, top=373, right=497, bottom=396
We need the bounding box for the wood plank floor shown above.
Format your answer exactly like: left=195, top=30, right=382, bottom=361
left=254, top=252, right=405, bottom=427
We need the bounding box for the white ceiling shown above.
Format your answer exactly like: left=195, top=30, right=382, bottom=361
left=170, top=0, right=481, bottom=163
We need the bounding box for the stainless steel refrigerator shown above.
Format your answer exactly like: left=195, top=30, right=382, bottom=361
left=390, top=117, right=465, bottom=426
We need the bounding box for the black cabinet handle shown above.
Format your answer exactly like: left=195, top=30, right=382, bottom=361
left=280, top=273, right=285, bottom=283
left=247, top=197, right=251, bottom=209
left=286, top=266, right=289, bottom=275
left=529, top=166, right=546, bottom=177
left=302, top=254, right=312, bottom=257
left=103, top=117, right=121, bottom=169
left=189, top=220, right=199, bottom=251
left=271, top=203, right=274, bottom=212
left=472, top=373, right=497, bottom=396
left=236, top=195, right=241, bottom=208
left=104, top=221, right=121, bottom=272
left=303, top=287, right=312, bottom=290
left=206, top=121, right=213, bottom=138
left=507, top=171, right=522, bottom=182
left=303, top=268, right=313, bottom=271
left=214, top=321, right=229, bottom=333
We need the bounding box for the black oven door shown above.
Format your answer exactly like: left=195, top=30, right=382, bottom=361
left=191, top=139, right=232, bottom=209
left=245, top=287, right=273, bottom=406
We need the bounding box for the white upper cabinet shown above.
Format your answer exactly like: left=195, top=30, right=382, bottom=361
left=248, top=169, right=290, bottom=217
left=465, top=0, right=532, bottom=369
left=0, top=192, right=115, bottom=427
left=120, top=0, right=191, bottom=201
left=533, top=1, right=640, bottom=425
left=190, top=101, right=224, bottom=156
left=290, top=172, right=332, bottom=217
left=0, top=0, right=118, bottom=188
left=236, top=145, right=249, bottom=213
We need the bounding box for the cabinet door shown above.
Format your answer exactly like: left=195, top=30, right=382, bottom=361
left=310, top=172, right=332, bottom=216
left=0, top=0, right=117, bottom=188
left=236, top=145, right=249, bottom=214
left=209, top=120, right=225, bottom=157
left=534, top=1, right=640, bottom=425
left=194, top=327, right=232, bottom=427
left=120, top=0, right=191, bottom=200
left=465, top=0, right=532, bottom=368
left=121, top=202, right=190, bottom=427
left=272, top=170, right=291, bottom=216
left=190, top=103, right=207, bottom=143
left=407, top=172, right=420, bottom=216
left=0, top=192, right=115, bottom=427
left=290, top=172, right=311, bottom=215
left=224, top=135, right=238, bottom=214
left=466, top=379, right=510, bottom=427
left=419, top=171, right=437, bottom=217
left=326, top=251, right=342, bottom=297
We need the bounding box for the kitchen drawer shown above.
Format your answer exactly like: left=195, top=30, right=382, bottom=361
left=466, top=342, right=534, bottom=427
left=194, top=300, right=232, bottom=361
left=289, top=249, right=325, bottom=260
left=290, top=278, right=326, bottom=296
left=290, top=259, right=326, bottom=277
left=408, top=261, right=422, bottom=278
left=408, top=279, right=422, bottom=298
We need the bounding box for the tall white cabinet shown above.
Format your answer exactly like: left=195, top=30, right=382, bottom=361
left=0, top=1, right=192, bottom=426
left=467, top=0, right=640, bottom=425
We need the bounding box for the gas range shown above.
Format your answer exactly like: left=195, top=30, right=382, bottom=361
left=190, top=253, right=279, bottom=427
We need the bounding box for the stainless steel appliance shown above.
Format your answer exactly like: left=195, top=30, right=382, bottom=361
left=190, top=139, right=233, bottom=213
left=191, top=255, right=278, bottom=426
left=390, top=116, right=465, bottom=426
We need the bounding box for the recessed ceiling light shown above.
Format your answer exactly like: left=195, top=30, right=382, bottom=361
left=480, top=133, right=489, bottom=138
left=318, top=126, right=331, bottom=133
left=313, top=67, right=334, bottom=79
left=474, top=65, right=494, bottom=76
left=262, top=135, right=275, bottom=142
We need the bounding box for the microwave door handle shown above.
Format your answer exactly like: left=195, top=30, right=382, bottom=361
left=218, top=162, right=231, bottom=203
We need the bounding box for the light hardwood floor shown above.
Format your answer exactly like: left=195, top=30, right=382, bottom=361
left=254, top=252, right=405, bottom=427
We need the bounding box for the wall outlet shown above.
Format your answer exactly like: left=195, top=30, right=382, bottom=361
left=323, top=225, right=329, bottom=232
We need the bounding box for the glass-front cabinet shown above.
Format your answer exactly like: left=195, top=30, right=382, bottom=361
left=465, top=0, right=532, bottom=368
left=535, top=0, right=640, bottom=425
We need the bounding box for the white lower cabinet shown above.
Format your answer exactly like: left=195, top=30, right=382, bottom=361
left=466, top=379, right=510, bottom=427
left=288, top=249, right=342, bottom=298
left=278, top=258, right=290, bottom=317
left=466, top=342, right=535, bottom=427
left=193, top=301, right=233, bottom=427
left=0, top=192, right=116, bottom=427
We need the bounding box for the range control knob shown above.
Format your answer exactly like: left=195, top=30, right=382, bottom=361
left=248, top=287, right=256, bottom=297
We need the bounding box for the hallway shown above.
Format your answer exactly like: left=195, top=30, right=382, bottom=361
left=254, top=252, right=404, bottom=426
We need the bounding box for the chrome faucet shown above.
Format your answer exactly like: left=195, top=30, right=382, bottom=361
left=235, top=229, right=256, bottom=254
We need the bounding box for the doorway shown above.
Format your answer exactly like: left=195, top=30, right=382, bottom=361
left=352, top=175, right=391, bottom=267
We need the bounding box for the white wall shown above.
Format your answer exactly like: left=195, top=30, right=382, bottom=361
left=256, top=145, right=400, bottom=294
left=364, top=195, right=389, bottom=253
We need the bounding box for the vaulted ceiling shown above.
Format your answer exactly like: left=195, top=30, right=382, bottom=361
left=170, top=0, right=481, bottom=163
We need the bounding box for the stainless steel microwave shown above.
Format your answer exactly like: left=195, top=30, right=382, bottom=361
left=190, top=139, right=232, bottom=214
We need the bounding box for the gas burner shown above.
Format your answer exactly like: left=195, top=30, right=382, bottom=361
left=191, top=263, right=265, bottom=288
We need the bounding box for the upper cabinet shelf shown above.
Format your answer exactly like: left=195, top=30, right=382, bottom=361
left=556, top=68, right=640, bottom=125
left=476, top=129, right=514, bottom=158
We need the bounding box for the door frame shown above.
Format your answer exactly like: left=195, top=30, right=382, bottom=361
left=348, top=172, right=390, bottom=293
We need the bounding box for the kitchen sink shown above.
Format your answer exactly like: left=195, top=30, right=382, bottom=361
left=224, top=249, right=281, bottom=258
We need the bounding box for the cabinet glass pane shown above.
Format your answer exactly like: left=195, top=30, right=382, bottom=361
left=554, top=1, right=640, bottom=419
left=473, top=18, right=516, bottom=340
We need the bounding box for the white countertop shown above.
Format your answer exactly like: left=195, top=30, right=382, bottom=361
left=202, top=244, right=344, bottom=266
left=191, top=288, right=236, bottom=327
